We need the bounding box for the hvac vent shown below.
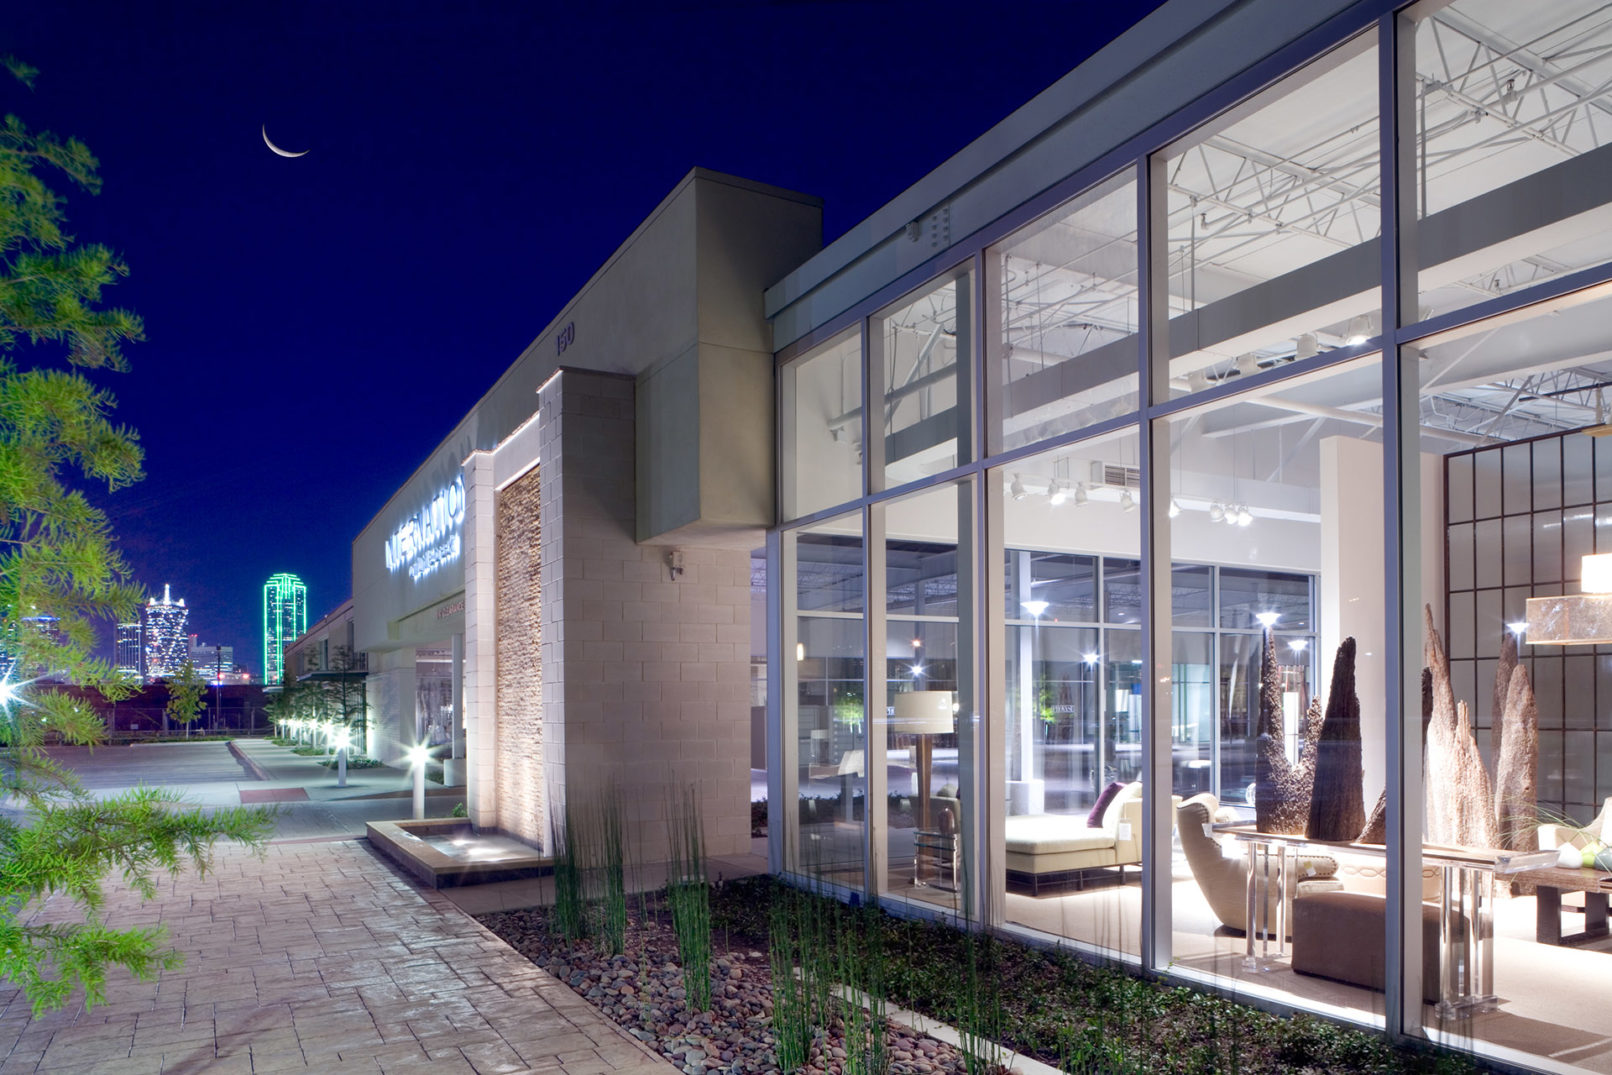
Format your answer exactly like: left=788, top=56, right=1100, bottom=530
left=1089, top=461, right=1141, bottom=489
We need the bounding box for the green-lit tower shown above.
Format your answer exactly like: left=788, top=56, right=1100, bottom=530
left=262, top=572, right=308, bottom=686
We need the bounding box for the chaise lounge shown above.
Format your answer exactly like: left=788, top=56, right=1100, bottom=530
left=1005, top=781, right=1146, bottom=895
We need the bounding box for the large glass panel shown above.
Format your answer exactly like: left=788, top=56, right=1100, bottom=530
left=991, top=171, right=1139, bottom=452
left=783, top=329, right=862, bottom=520
left=790, top=513, right=866, bottom=887
left=875, top=270, right=973, bottom=491
left=1166, top=355, right=1383, bottom=1025
left=1162, top=31, right=1380, bottom=398
left=1410, top=1, right=1612, bottom=320
left=880, top=483, right=969, bottom=912
left=1416, top=282, right=1612, bottom=1052
left=998, top=426, right=1142, bottom=953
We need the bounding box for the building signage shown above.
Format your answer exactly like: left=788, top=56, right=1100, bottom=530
left=385, top=477, right=466, bottom=582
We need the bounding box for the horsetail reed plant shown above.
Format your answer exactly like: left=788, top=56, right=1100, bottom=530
left=838, top=905, right=890, bottom=1075
left=666, top=784, right=712, bottom=1011
left=596, top=789, right=628, bottom=957
left=768, top=885, right=812, bottom=1073
left=550, top=803, right=588, bottom=941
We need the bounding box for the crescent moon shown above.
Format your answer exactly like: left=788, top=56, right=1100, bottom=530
left=262, top=125, right=308, bottom=158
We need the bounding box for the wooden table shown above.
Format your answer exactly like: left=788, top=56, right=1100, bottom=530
left=1516, top=865, right=1612, bottom=945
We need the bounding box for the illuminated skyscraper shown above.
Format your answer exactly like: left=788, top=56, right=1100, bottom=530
left=115, top=621, right=144, bottom=680
left=263, top=573, right=307, bottom=687
left=143, top=584, right=189, bottom=679
left=186, top=635, right=233, bottom=684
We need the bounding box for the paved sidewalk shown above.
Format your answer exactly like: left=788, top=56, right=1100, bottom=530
left=229, top=739, right=459, bottom=803
left=0, top=841, right=674, bottom=1074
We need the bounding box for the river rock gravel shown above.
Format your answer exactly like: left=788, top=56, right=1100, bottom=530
left=478, top=902, right=993, bottom=1075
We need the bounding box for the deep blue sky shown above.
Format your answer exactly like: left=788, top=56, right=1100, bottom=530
left=6, top=1, right=1164, bottom=676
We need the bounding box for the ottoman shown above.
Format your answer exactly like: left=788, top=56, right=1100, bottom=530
left=1291, top=890, right=1441, bottom=1005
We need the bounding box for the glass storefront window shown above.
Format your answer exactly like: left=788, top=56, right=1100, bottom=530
left=990, top=171, right=1139, bottom=453
left=875, top=270, right=974, bottom=491
left=880, top=483, right=972, bottom=912
left=783, top=328, right=862, bottom=520
left=1410, top=1, right=1612, bottom=320
left=997, top=427, right=1142, bottom=952
left=1161, top=30, right=1380, bottom=397
left=789, top=513, right=866, bottom=887
left=1164, top=355, right=1382, bottom=1023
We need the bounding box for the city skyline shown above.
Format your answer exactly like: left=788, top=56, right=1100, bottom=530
left=262, top=573, right=308, bottom=687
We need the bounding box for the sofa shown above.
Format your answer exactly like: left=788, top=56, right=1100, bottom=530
left=1539, top=796, right=1612, bottom=851
left=1004, top=781, right=1146, bottom=895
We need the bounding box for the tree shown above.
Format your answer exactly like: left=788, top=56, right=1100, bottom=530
left=0, top=57, right=272, bottom=1015
left=163, top=660, right=206, bottom=738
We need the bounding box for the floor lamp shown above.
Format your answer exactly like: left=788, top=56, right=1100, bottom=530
left=891, top=690, right=956, bottom=831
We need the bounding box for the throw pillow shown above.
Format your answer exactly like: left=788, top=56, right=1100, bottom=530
left=1087, top=780, right=1126, bottom=828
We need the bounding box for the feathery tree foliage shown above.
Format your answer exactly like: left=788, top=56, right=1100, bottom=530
left=0, top=56, right=273, bottom=1015
left=162, top=660, right=207, bottom=737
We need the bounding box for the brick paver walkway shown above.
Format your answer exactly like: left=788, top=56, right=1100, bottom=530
left=0, top=840, right=674, bottom=1074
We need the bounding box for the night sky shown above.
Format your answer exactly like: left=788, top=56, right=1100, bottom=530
left=6, top=1, right=1164, bottom=675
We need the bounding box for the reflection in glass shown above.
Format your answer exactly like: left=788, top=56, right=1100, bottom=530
left=784, top=330, right=862, bottom=520
left=791, top=517, right=865, bottom=887
left=1162, top=31, right=1380, bottom=397
left=991, top=171, right=1138, bottom=451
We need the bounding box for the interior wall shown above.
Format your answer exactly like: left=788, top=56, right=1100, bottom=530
left=495, top=465, right=545, bottom=848
left=1321, top=438, right=1445, bottom=811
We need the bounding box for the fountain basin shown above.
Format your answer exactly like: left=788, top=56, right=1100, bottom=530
left=365, top=819, right=550, bottom=888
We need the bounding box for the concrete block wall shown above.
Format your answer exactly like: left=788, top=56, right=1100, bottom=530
left=536, top=368, right=753, bottom=863
left=364, top=648, right=416, bottom=767
left=495, top=465, right=544, bottom=847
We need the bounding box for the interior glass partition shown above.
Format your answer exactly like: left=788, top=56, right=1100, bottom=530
left=998, top=428, right=1141, bottom=953
left=1410, top=0, right=1612, bottom=320
left=879, top=483, right=970, bottom=912
left=1163, top=355, right=1386, bottom=1025
left=1414, top=282, right=1612, bottom=1054
left=790, top=513, right=867, bottom=887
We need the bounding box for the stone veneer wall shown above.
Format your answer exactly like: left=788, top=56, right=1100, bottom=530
left=538, top=369, right=753, bottom=863
left=495, top=464, right=544, bottom=847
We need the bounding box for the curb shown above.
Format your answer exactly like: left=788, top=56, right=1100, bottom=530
left=228, top=739, right=272, bottom=782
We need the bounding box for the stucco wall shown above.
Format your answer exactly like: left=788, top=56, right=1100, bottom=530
left=495, top=465, right=545, bottom=847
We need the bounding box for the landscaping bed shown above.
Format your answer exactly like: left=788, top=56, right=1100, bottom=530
left=477, top=876, right=1486, bottom=1075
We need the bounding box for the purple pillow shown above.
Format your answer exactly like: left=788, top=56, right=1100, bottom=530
left=1087, top=781, right=1126, bottom=828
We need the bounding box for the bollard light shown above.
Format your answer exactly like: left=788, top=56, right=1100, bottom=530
left=333, top=727, right=352, bottom=788
left=406, top=743, right=430, bottom=820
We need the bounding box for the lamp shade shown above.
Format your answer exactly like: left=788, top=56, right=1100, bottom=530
left=1525, top=594, right=1612, bottom=645
left=889, top=690, right=955, bottom=735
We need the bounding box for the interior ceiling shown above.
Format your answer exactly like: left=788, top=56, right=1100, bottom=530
left=871, top=1, right=1612, bottom=496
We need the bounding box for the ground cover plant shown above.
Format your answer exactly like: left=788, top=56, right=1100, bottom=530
left=480, top=874, right=1488, bottom=1075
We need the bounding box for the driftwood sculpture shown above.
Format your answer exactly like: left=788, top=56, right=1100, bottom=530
left=1492, top=628, right=1518, bottom=762
left=1307, top=637, right=1366, bottom=841
left=1424, top=605, right=1497, bottom=848
left=1255, top=631, right=1309, bottom=833
left=1494, top=663, right=1539, bottom=852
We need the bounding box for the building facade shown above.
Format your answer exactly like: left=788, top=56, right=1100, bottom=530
left=762, top=0, right=1612, bottom=1070
left=352, top=168, right=820, bottom=854
left=262, top=572, right=307, bottom=687
left=115, top=620, right=143, bottom=680
left=185, top=637, right=233, bottom=684
left=143, top=585, right=188, bottom=680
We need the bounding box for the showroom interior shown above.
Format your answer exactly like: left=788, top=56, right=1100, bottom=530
left=768, top=1, right=1612, bottom=1071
